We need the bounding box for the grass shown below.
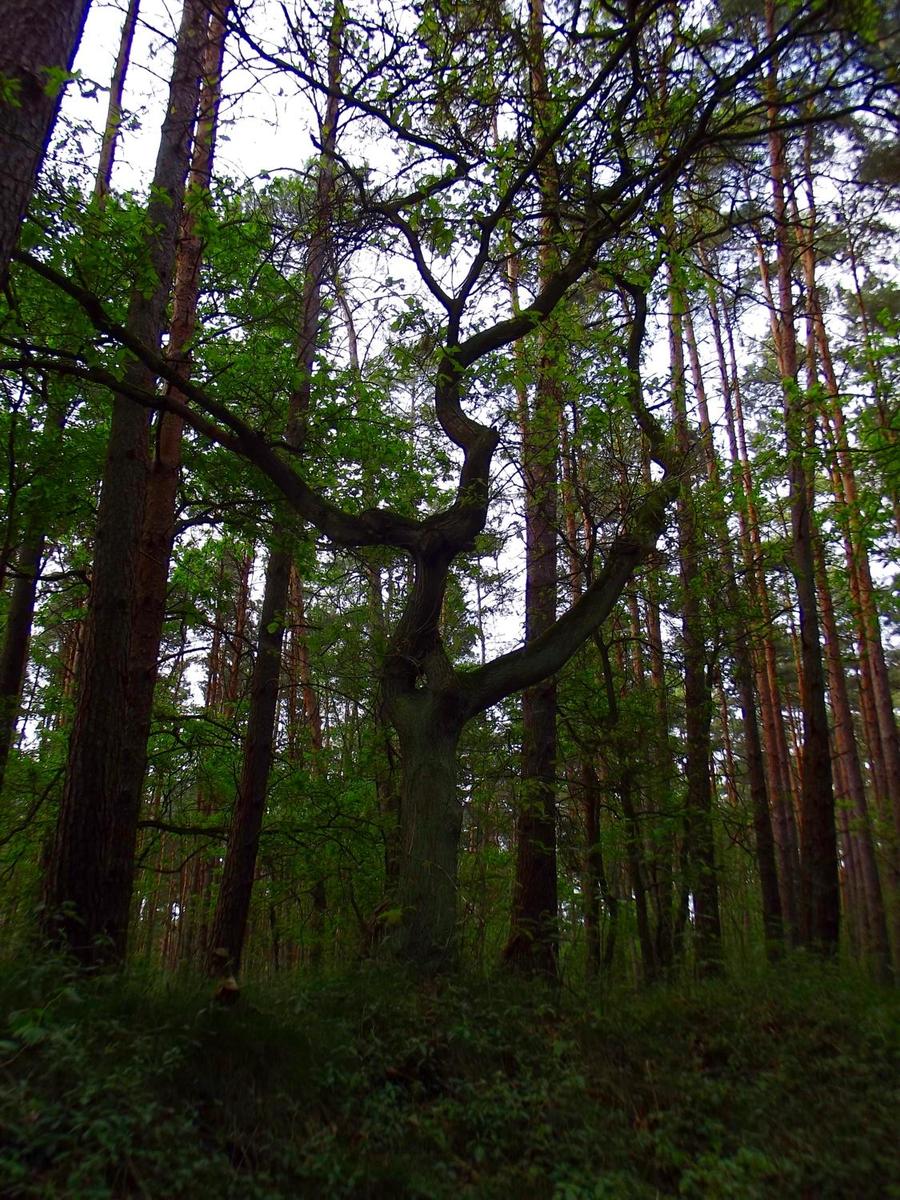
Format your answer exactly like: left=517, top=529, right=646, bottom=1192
left=0, top=955, right=896, bottom=1198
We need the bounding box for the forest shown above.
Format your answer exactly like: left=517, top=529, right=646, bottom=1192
left=0, top=0, right=897, bottom=1195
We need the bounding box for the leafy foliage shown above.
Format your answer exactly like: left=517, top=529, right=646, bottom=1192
left=0, top=958, right=896, bottom=1198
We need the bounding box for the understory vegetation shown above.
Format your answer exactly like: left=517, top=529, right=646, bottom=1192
left=0, top=2, right=898, bottom=1194
left=1, top=959, right=896, bottom=1199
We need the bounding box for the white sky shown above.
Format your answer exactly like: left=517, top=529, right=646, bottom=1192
left=69, top=0, right=318, bottom=192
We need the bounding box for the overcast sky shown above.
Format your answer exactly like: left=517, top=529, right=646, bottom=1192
left=67, top=0, right=319, bottom=194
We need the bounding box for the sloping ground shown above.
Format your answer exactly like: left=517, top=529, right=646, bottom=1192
left=0, top=958, right=896, bottom=1198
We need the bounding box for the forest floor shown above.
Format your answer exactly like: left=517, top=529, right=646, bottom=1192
left=0, top=955, right=896, bottom=1199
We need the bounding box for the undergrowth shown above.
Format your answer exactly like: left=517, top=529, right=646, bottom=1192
left=0, top=956, right=896, bottom=1198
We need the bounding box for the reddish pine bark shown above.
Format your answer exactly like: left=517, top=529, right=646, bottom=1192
left=790, top=162, right=893, bottom=976
left=504, top=0, right=561, bottom=976
left=763, top=4, right=838, bottom=951
left=0, top=397, right=65, bottom=792
left=704, top=267, right=803, bottom=941
left=0, top=0, right=136, bottom=792
left=812, top=525, right=892, bottom=979
left=120, top=0, right=229, bottom=909
left=681, top=304, right=783, bottom=954
left=43, top=0, right=208, bottom=966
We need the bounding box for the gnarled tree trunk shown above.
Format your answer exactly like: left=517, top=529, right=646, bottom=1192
left=388, top=690, right=464, bottom=969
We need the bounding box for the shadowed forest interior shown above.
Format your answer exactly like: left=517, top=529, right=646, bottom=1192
left=0, top=0, right=897, bottom=1195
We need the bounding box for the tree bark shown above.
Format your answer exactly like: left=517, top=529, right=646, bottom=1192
left=0, top=0, right=142, bottom=790
left=208, top=1, right=342, bottom=978
left=386, top=688, right=464, bottom=970
left=177, top=553, right=248, bottom=968
left=0, top=0, right=143, bottom=787
left=812, top=523, right=892, bottom=980
left=207, top=543, right=291, bottom=975
left=641, top=489, right=676, bottom=973
left=789, top=156, right=893, bottom=976
left=0, top=393, right=65, bottom=793
left=559, top=401, right=620, bottom=978
left=94, top=0, right=140, bottom=201
left=621, top=750, right=657, bottom=981
left=763, top=12, right=838, bottom=951
left=503, top=0, right=561, bottom=977
left=669, top=264, right=722, bottom=975
left=704, top=260, right=803, bottom=941
left=681, top=303, right=783, bottom=955
left=0, top=0, right=90, bottom=279
left=42, top=0, right=207, bottom=966
left=118, top=0, right=228, bottom=956
left=578, top=758, right=617, bottom=975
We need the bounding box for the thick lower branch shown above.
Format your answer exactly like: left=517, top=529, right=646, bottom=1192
left=460, top=475, right=676, bottom=717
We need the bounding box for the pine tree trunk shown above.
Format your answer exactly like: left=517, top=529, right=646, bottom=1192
left=642, top=516, right=676, bottom=973
left=0, top=397, right=65, bottom=792
left=705, top=267, right=803, bottom=940
left=793, top=138, right=900, bottom=955
left=669, top=267, right=722, bottom=975
left=503, top=0, right=561, bottom=976
left=0, top=0, right=136, bottom=793
left=208, top=3, right=342, bottom=978
left=812, top=525, right=892, bottom=979
left=559, top=407, right=619, bottom=977
left=503, top=324, right=559, bottom=970
left=120, top=0, right=228, bottom=937
left=763, top=9, right=838, bottom=950
left=681, top=304, right=783, bottom=954
left=177, top=584, right=229, bottom=968
left=579, top=759, right=617, bottom=975
left=0, top=0, right=91, bottom=278
left=94, top=0, right=140, bottom=201
left=288, top=567, right=323, bottom=757
left=43, top=0, right=208, bottom=966
left=207, top=544, right=291, bottom=974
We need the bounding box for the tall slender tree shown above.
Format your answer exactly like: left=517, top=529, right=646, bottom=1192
left=208, top=1, right=343, bottom=978
left=122, top=0, right=230, bottom=937
left=680, top=300, right=783, bottom=954
left=42, top=0, right=208, bottom=965
left=704, top=263, right=803, bottom=938
left=762, top=3, right=838, bottom=950
left=0, top=0, right=141, bottom=793
left=94, top=0, right=140, bottom=203
left=502, top=0, right=562, bottom=974
left=667, top=262, right=722, bottom=974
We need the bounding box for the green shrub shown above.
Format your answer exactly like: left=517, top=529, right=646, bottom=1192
left=0, top=957, right=896, bottom=1198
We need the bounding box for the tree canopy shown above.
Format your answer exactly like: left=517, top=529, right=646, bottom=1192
left=0, top=0, right=896, bottom=983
